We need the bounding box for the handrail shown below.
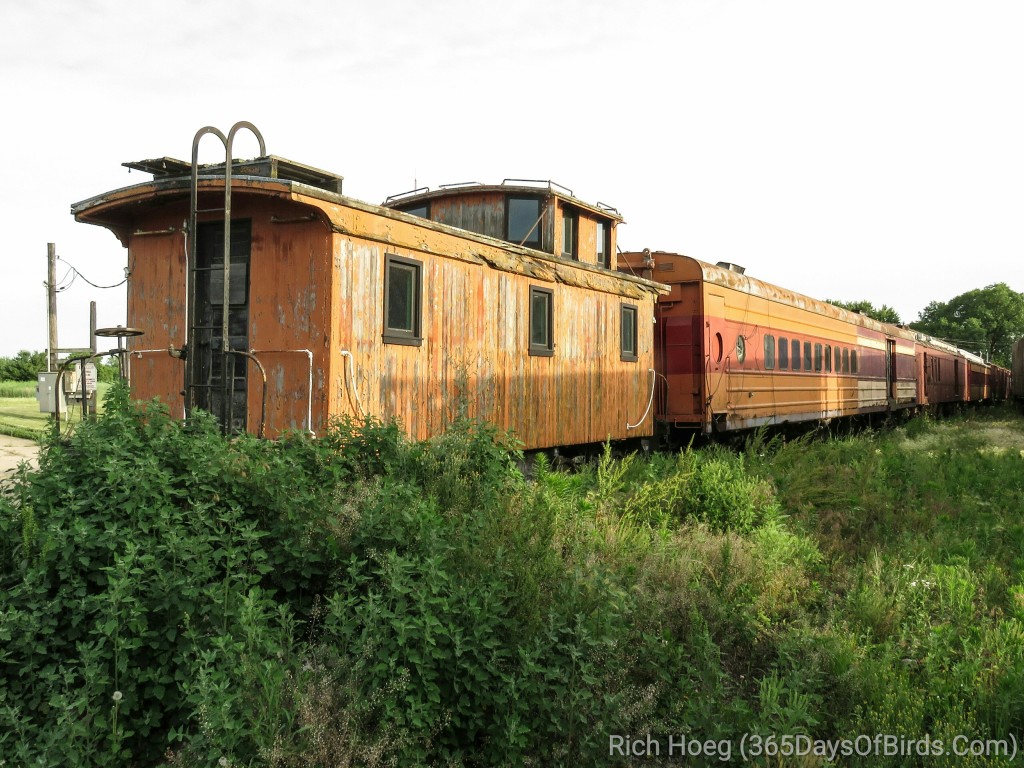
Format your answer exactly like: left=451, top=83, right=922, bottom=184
left=627, top=368, right=657, bottom=430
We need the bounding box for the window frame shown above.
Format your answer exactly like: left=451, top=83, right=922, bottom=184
left=382, top=254, right=423, bottom=347
left=506, top=196, right=543, bottom=249
left=620, top=303, right=638, bottom=362
left=595, top=219, right=611, bottom=268
left=528, top=286, right=554, bottom=357
left=561, top=204, right=578, bottom=260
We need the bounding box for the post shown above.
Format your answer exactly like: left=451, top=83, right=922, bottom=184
left=47, top=243, right=58, bottom=372
left=88, top=302, right=98, bottom=418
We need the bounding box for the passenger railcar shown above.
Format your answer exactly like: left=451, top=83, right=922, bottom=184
left=618, top=250, right=1009, bottom=436
left=71, top=124, right=666, bottom=449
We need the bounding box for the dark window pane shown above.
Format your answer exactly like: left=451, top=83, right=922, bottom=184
left=621, top=305, right=637, bottom=359
left=804, top=341, right=812, bottom=370
left=562, top=208, right=577, bottom=258
left=792, top=340, right=801, bottom=371
left=779, top=337, right=788, bottom=369
left=825, top=345, right=832, bottom=372
left=851, top=349, right=859, bottom=374
left=529, top=288, right=553, bottom=354
left=596, top=221, right=608, bottom=267
left=843, top=348, right=850, bottom=373
left=508, top=197, right=542, bottom=246
left=814, top=343, right=823, bottom=372
left=387, top=264, right=415, bottom=332
left=764, top=334, right=775, bottom=370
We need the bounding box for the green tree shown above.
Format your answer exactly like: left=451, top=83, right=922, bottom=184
left=0, top=350, right=47, bottom=381
left=825, top=299, right=902, bottom=325
left=910, top=283, right=1024, bottom=366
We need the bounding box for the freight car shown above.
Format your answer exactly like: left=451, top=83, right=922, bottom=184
left=71, top=123, right=666, bottom=449
left=1013, top=338, right=1024, bottom=406
left=617, top=250, right=1011, bottom=438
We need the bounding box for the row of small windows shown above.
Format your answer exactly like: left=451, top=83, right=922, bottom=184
left=402, top=196, right=611, bottom=268
left=383, top=254, right=635, bottom=358
left=763, top=335, right=859, bottom=374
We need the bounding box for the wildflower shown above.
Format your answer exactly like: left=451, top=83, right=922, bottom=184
left=219, top=758, right=229, bottom=767
left=112, top=691, right=123, bottom=703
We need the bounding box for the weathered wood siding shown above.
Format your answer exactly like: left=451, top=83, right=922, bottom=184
left=119, top=192, right=333, bottom=436
left=319, top=198, right=658, bottom=448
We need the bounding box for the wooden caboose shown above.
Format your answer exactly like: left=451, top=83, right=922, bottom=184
left=71, top=125, right=666, bottom=449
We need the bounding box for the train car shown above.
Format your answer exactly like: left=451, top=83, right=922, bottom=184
left=617, top=250, right=925, bottom=434
left=989, top=363, right=1012, bottom=402
left=71, top=123, right=667, bottom=449
left=914, top=334, right=969, bottom=407
left=1013, top=339, right=1024, bottom=404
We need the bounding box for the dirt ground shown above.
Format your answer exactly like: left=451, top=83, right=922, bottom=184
left=0, top=435, right=40, bottom=482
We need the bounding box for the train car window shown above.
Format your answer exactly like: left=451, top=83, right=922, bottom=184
left=620, top=304, right=638, bottom=362
left=764, top=335, right=775, bottom=370
left=736, top=335, right=746, bottom=363
left=834, top=347, right=841, bottom=372
left=561, top=205, right=578, bottom=259
left=399, top=203, right=429, bottom=219
left=529, top=286, right=554, bottom=356
left=596, top=220, right=610, bottom=268
left=383, top=254, right=423, bottom=346
left=714, top=333, right=723, bottom=363
left=814, top=343, right=823, bottom=372
left=791, top=339, right=801, bottom=370
left=803, top=341, right=812, bottom=371
left=842, top=348, right=850, bottom=373
left=825, top=345, right=832, bottom=373
left=851, top=349, right=859, bottom=374
left=778, top=337, right=789, bottom=369
left=507, top=196, right=543, bottom=248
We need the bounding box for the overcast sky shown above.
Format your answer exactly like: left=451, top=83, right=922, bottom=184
left=1, top=0, right=1021, bottom=358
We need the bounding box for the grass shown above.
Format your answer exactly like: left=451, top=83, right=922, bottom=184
left=0, top=379, right=110, bottom=439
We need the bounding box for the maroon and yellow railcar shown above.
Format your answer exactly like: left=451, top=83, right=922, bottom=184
left=71, top=127, right=666, bottom=449
left=618, top=250, right=1004, bottom=435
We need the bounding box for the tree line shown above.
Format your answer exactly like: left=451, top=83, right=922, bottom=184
left=828, top=282, right=1024, bottom=367
left=0, top=350, right=120, bottom=382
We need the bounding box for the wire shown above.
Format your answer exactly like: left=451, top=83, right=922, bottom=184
left=57, top=256, right=128, bottom=289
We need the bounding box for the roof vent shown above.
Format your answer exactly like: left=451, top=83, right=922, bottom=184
left=716, top=261, right=746, bottom=274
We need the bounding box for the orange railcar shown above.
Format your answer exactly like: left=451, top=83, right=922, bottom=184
left=72, top=144, right=666, bottom=449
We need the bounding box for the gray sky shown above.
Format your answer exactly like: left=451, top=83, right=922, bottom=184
left=2, top=0, right=1022, bottom=357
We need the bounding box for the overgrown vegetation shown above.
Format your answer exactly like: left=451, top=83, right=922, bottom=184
left=1, top=387, right=1022, bottom=766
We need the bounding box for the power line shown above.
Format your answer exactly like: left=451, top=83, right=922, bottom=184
left=56, top=256, right=127, bottom=290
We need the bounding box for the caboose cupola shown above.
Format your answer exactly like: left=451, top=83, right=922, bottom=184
left=384, top=180, right=621, bottom=270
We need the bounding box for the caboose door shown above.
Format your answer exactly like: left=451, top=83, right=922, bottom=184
left=704, top=292, right=727, bottom=431
left=190, top=220, right=252, bottom=434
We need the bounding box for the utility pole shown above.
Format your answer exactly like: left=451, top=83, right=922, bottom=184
left=47, top=242, right=58, bottom=372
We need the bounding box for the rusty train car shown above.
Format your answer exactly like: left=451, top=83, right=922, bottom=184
left=1013, top=338, right=1024, bottom=406
left=71, top=124, right=1011, bottom=448
left=71, top=124, right=665, bottom=449
left=618, top=250, right=1011, bottom=436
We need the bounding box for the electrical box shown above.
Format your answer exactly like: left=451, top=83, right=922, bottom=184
left=36, top=372, right=63, bottom=413
left=64, top=361, right=98, bottom=400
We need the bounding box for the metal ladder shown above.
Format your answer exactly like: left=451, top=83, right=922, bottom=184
left=184, top=121, right=266, bottom=434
